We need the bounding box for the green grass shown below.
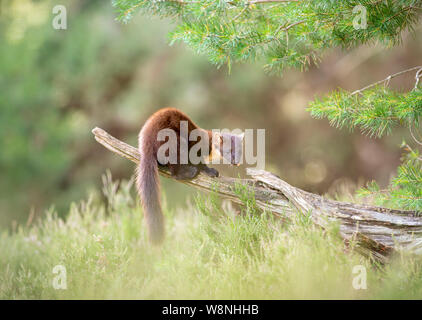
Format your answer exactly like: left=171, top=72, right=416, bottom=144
left=1, top=173, right=422, bottom=299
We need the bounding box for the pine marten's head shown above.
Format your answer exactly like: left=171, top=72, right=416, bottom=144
left=209, top=131, right=244, bottom=166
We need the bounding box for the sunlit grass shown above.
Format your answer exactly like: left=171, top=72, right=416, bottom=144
left=1, top=173, right=422, bottom=299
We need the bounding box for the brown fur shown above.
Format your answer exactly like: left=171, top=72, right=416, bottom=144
left=136, top=108, right=217, bottom=245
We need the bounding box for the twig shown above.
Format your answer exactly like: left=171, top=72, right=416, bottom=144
left=405, top=144, right=422, bottom=162
left=409, top=120, right=422, bottom=147
left=276, top=19, right=305, bottom=34
left=415, top=67, right=422, bottom=90
left=231, top=6, right=248, bottom=22
left=351, top=66, right=422, bottom=95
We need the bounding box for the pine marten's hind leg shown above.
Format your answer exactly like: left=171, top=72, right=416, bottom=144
left=168, top=164, right=200, bottom=180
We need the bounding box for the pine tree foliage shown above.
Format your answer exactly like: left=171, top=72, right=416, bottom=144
left=358, top=146, right=422, bottom=212
left=112, top=0, right=422, bottom=212
left=309, top=67, right=422, bottom=212
left=308, top=86, right=422, bottom=138
left=113, top=0, right=422, bottom=74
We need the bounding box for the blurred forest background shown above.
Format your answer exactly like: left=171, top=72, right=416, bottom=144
left=1, top=0, right=421, bottom=229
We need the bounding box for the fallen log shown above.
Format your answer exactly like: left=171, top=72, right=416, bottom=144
left=92, top=127, right=422, bottom=263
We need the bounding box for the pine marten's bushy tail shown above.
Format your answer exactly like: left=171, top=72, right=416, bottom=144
left=136, top=142, right=164, bottom=245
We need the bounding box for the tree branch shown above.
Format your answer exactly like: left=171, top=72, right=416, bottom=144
left=92, top=127, right=422, bottom=263
left=351, top=66, right=422, bottom=95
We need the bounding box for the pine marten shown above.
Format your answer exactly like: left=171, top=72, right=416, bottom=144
left=136, top=107, right=243, bottom=245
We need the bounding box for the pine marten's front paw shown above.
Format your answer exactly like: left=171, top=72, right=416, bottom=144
left=201, top=166, right=219, bottom=178
left=208, top=168, right=219, bottom=178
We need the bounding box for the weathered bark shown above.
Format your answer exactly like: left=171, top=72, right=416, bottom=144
left=92, top=127, right=422, bottom=263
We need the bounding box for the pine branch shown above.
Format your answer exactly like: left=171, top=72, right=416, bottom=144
left=308, top=66, right=422, bottom=138
left=114, top=0, right=422, bottom=74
